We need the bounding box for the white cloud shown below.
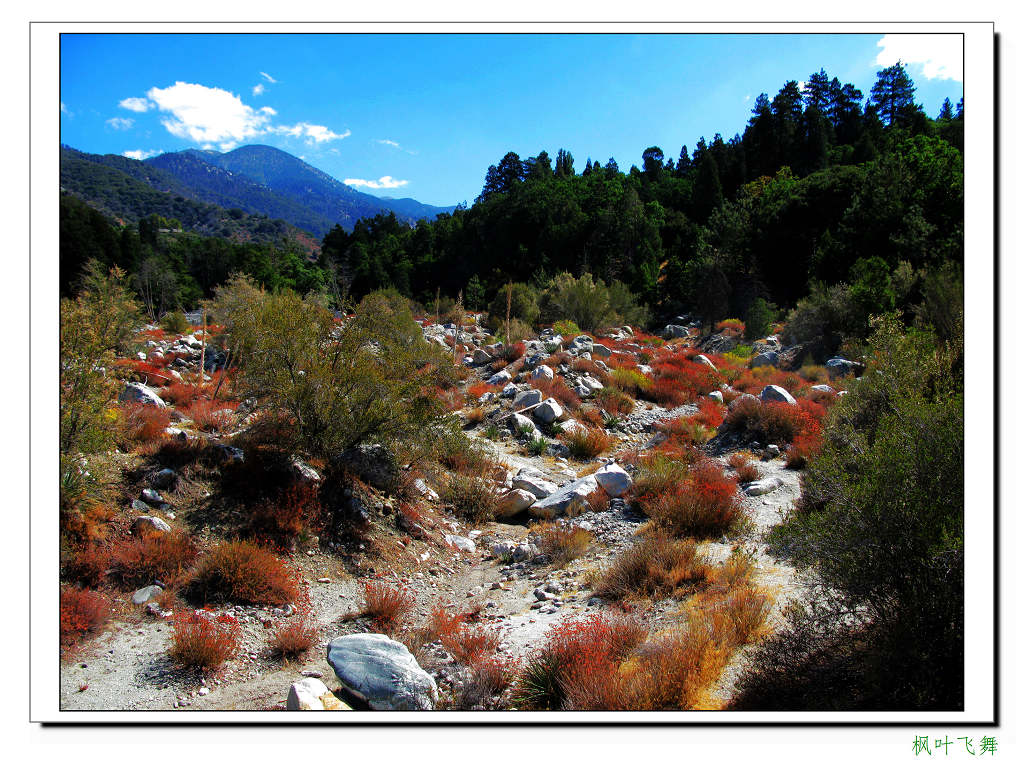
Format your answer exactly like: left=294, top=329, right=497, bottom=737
left=272, top=122, right=350, bottom=144
left=60, top=101, right=69, bottom=113
left=259, top=71, right=277, bottom=83
left=344, top=176, right=409, bottom=190
left=145, top=82, right=274, bottom=149
left=875, top=34, right=963, bottom=81
left=106, top=117, right=134, bottom=130
left=377, top=139, right=401, bottom=148
left=252, top=83, right=265, bottom=96
left=123, top=149, right=162, bottom=160
left=119, top=96, right=152, bottom=112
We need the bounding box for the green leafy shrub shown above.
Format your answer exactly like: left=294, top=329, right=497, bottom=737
left=552, top=319, right=581, bottom=336
left=160, top=309, right=191, bottom=334
left=485, top=282, right=540, bottom=332
left=539, top=272, right=648, bottom=332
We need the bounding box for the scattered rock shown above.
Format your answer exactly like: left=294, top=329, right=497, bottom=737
left=151, top=468, right=178, bottom=490
left=693, top=354, right=717, bottom=370
left=530, top=474, right=600, bottom=517
left=594, top=462, right=632, bottom=498
left=286, top=678, right=353, bottom=711
left=496, top=488, right=537, bottom=518
left=533, top=398, right=563, bottom=424
left=750, top=351, right=779, bottom=369
left=759, top=385, right=797, bottom=406
left=326, top=634, right=438, bottom=711
left=444, top=534, right=476, bottom=553
left=512, top=389, right=543, bottom=409
left=511, top=471, right=557, bottom=499
left=131, top=516, right=172, bottom=536
left=531, top=365, right=554, bottom=383
left=131, top=585, right=164, bottom=605
left=119, top=382, right=167, bottom=409
left=744, top=476, right=785, bottom=496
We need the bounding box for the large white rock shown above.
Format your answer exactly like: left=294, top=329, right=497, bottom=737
left=594, top=462, right=633, bottom=498
left=530, top=474, right=601, bottom=517
left=119, top=382, right=167, bottom=409
left=826, top=357, right=860, bottom=378
left=286, top=678, right=353, bottom=711
left=811, top=384, right=836, bottom=395
left=512, top=389, right=543, bottom=409
left=512, top=471, right=558, bottom=499
left=750, top=351, right=779, bottom=369
left=487, top=369, right=512, bottom=386
left=131, top=515, right=171, bottom=536
left=327, top=634, right=437, bottom=711
left=559, top=419, right=588, bottom=437
left=496, top=488, right=537, bottom=518
left=533, top=398, right=563, bottom=424
left=591, top=343, right=612, bottom=357
left=708, top=390, right=724, bottom=404
left=508, top=413, right=536, bottom=435
left=744, top=476, right=785, bottom=496
left=532, top=365, right=554, bottom=382
left=471, top=349, right=494, bottom=365
left=580, top=375, right=604, bottom=391
left=693, top=354, right=717, bottom=370
left=759, top=385, right=797, bottom=406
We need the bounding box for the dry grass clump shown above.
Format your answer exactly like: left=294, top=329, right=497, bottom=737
left=594, top=535, right=710, bottom=601
left=118, top=403, right=172, bottom=445
left=594, top=386, right=635, bottom=416
left=535, top=376, right=582, bottom=410
left=183, top=400, right=236, bottom=432
left=464, top=406, right=486, bottom=426
left=361, top=581, right=415, bottom=634
left=269, top=611, right=319, bottom=658
left=184, top=540, right=299, bottom=606
left=246, top=483, right=323, bottom=548
left=513, top=612, right=647, bottom=710
left=638, top=461, right=745, bottom=539
left=60, top=586, right=110, bottom=646
left=727, top=452, right=761, bottom=484
left=563, top=427, right=615, bottom=459
left=109, top=529, right=200, bottom=588
left=169, top=611, right=241, bottom=669
left=532, top=521, right=594, bottom=565
left=439, top=473, right=501, bottom=523
left=609, top=367, right=651, bottom=397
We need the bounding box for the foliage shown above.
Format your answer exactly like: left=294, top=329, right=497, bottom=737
left=208, top=277, right=455, bottom=460
left=361, top=581, right=415, bottom=634
left=760, top=314, right=963, bottom=709
left=60, top=586, right=110, bottom=645
left=539, top=271, right=647, bottom=332
left=185, top=540, right=299, bottom=606
left=160, top=309, right=191, bottom=334
left=634, top=460, right=745, bottom=539
left=269, top=612, right=319, bottom=659
left=532, top=522, right=594, bottom=565
left=485, top=282, right=540, bottom=331
left=60, top=261, right=144, bottom=455
left=109, top=529, right=200, bottom=587
left=563, top=427, right=615, bottom=459
left=438, top=474, right=500, bottom=524
left=169, top=611, right=241, bottom=669
left=594, top=534, right=710, bottom=601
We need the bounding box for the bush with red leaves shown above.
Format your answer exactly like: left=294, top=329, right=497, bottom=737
left=636, top=461, right=744, bottom=538
left=60, top=586, right=110, bottom=645
left=185, top=540, right=299, bottom=606
left=169, top=611, right=241, bottom=669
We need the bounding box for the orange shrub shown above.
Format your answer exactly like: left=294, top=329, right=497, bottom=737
left=169, top=611, right=241, bottom=669
left=119, top=403, right=172, bottom=444
left=60, top=586, right=110, bottom=645
left=595, top=535, right=710, bottom=601
left=723, top=399, right=813, bottom=445
left=184, top=400, right=235, bottom=432
left=642, top=378, right=689, bottom=407
left=563, top=427, right=615, bottom=459
left=715, top=319, right=745, bottom=335
left=160, top=382, right=202, bottom=407
left=269, top=611, right=319, bottom=658
left=638, top=461, right=743, bottom=538
left=535, top=377, right=581, bottom=411
left=593, top=386, right=634, bottom=416
left=361, top=581, right=414, bottom=634
left=247, top=483, right=322, bottom=548
left=501, top=342, right=526, bottom=362
left=109, top=529, right=200, bottom=588
left=467, top=382, right=500, bottom=400
left=693, top=398, right=725, bottom=429
left=185, top=540, right=299, bottom=606
left=785, top=422, right=824, bottom=470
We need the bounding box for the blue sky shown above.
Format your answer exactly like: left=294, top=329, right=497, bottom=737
left=59, top=33, right=964, bottom=206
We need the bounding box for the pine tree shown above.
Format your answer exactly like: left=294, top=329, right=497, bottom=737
left=870, top=61, right=917, bottom=128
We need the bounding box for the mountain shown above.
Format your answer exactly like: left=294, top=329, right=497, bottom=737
left=59, top=146, right=317, bottom=250
left=146, top=145, right=456, bottom=236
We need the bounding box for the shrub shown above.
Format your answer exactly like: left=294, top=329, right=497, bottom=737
left=160, top=381, right=202, bottom=407
left=64, top=542, right=112, bottom=587
left=208, top=277, right=455, bottom=461
left=361, top=581, right=414, bottom=634
left=109, top=529, right=200, bottom=587
left=169, top=611, right=241, bottom=669
left=269, top=612, right=319, bottom=658
left=464, top=407, right=486, bottom=426
left=183, top=400, right=235, bottom=432
left=500, top=342, right=526, bottom=362
left=594, top=535, right=710, bottom=601
left=744, top=298, right=771, bottom=341
left=533, top=521, right=594, bottom=565
left=631, top=453, right=689, bottom=499
left=641, top=378, right=688, bottom=407
left=723, top=398, right=812, bottom=445
left=593, top=386, right=634, bottom=416
left=535, top=377, right=582, bottom=411
left=527, top=436, right=549, bottom=456
left=563, top=427, right=614, bottom=460
left=639, top=461, right=744, bottom=538
left=513, top=612, right=647, bottom=710
left=247, top=483, right=323, bottom=547
left=715, top=319, right=745, bottom=335
left=485, top=283, right=540, bottom=332
left=434, top=424, right=505, bottom=480
left=160, top=310, right=191, bottom=334
left=60, top=586, right=110, bottom=645
left=761, top=314, right=964, bottom=709
left=118, top=403, right=171, bottom=445
left=585, top=487, right=611, bottom=514
left=553, top=319, right=582, bottom=337
left=439, top=473, right=500, bottom=523
left=185, top=540, right=299, bottom=606
left=60, top=262, right=144, bottom=455
left=693, top=398, right=725, bottom=429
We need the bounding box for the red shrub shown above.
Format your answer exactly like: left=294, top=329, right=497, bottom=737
left=693, top=398, right=725, bottom=429
left=169, top=611, right=241, bottom=669
left=184, top=400, right=236, bottom=432
left=119, top=403, right=172, bottom=444
left=643, top=378, right=689, bottom=407
left=650, top=358, right=720, bottom=399
left=185, top=540, right=300, bottom=606
left=786, top=421, right=824, bottom=470
left=247, top=483, right=322, bottom=547
left=269, top=611, right=319, bottom=658
left=361, top=581, right=415, bottom=634
left=535, top=377, right=582, bottom=411
left=64, top=543, right=112, bottom=587
left=467, top=381, right=500, bottom=400
left=60, top=586, right=110, bottom=645
left=724, top=399, right=813, bottom=445
left=109, top=529, right=200, bottom=587
left=640, top=461, right=744, bottom=538
left=607, top=353, right=639, bottom=371
left=501, top=342, right=526, bottom=362
left=161, top=382, right=201, bottom=407
left=715, top=319, right=745, bottom=335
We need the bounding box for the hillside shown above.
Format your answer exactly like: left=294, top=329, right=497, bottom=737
left=149, top=145, right=456, bottom=236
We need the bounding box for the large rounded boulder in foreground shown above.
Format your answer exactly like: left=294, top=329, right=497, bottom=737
left=326, top=633, right=437, bottom=711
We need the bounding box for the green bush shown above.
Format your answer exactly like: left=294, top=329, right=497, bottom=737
left=160, top=309, right=191, bottom=334
left=60, top=261, right=144, bottom=455
left=552, top=319, right=582, bottom=337
left=485, top=282, right=540, bottom=332
left=539, top=272, right=648, bottom=332
left=208, top=276, right=454, bottom=461
left=757, top=314, right=963, bottom=709
left=743, top=298, right=771, bottom=341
